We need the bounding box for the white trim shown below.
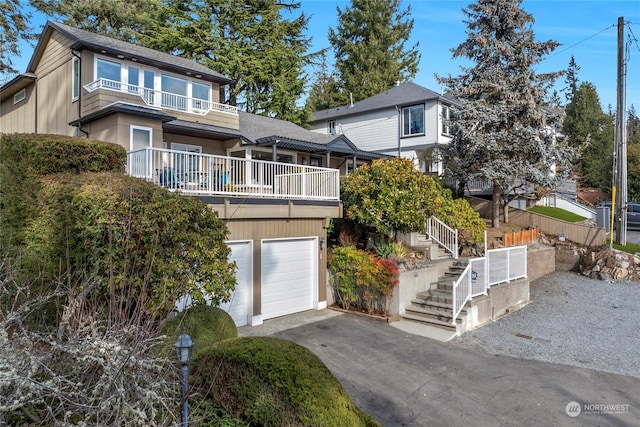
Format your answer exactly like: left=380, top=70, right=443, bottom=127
left=13, top=88, right=26, bottom=105
left=130, top=125, right=153, bottom=151
left=314, top=300, right=327, bottom=310
left=250, top=314, right=264, bottom=326
left=71, top=57, right=80, bottom=101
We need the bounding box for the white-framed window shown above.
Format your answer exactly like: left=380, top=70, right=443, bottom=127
left=128, top=66, right=139, bottom=93
left=442, top=104, right=451, bottom=135
left=71, top=57, right=80, bottom=101
left=191, top=81, right=210, bottom=110
left=328, top=120, right=336, bottom=135
left=97, top=58, right=122, bottom=90
left=402, top=104, right=425, bottom=136
left=161, top=74, right=188, bottom=110
left=129, top=126, right=152, bottom=176
left=13, top=88, right=26, bottom=105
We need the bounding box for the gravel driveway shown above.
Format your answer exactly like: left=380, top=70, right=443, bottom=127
left=451, top=271, right=640, bottom=378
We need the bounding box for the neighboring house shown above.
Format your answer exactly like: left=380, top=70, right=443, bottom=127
left=0, top=21, right=385, bottom=327
left=309, top=82, right=461, bottom=175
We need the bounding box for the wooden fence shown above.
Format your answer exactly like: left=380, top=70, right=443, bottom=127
left=503, top=227, right=539, bottom=247
left=466, top=196, right=607, bottom=247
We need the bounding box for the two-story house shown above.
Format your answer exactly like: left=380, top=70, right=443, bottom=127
left=309, top=82, right=461, bottom=175
left=0, top=21, right=385, bottom=328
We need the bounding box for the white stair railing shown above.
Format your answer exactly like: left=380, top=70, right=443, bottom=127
left=426, top=215, right=458, bottom=259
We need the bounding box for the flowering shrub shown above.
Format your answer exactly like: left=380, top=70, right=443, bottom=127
left=328, top=246, right=399, bottom=315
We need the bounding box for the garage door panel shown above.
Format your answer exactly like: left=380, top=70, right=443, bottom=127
left=261, top=238, right=317, bottom=320
left=220, top=241, right=252, bottom=327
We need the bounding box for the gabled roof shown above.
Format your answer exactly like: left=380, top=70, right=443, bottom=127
left=28, top=21, right=233, bottom=85
left=239, top=112, right=387, bottom=159
left=311, top=82, right=461, bottom=122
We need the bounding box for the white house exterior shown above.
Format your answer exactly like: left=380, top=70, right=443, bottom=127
left=310, top=82, right=461, bottom=175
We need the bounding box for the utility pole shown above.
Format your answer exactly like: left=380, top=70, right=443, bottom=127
left=614, top=16, right=627, bottom=245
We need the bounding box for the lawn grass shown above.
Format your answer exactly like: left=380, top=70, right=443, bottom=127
left=528, top=206, right=587, bottom=223
left=608, top=239, right=640, bottom=254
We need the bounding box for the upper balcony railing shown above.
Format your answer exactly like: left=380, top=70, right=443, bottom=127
left=84, top=78, right=239, bottom=116
left=127, top=147, right=340, bottom=201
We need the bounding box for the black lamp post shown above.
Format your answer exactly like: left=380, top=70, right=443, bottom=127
left=175, top=333, right=193, bottom=427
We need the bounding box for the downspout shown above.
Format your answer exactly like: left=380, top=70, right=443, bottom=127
left=396, top=105, right=401, bottom=157
left=71, top=50, right=89, bottom=138
left=34, top=76, right=38, bottom=134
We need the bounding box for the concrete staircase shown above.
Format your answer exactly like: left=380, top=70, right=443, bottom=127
left=397, top=232, right=453, bottom=260
left=401, top=261, right=468, bottom=333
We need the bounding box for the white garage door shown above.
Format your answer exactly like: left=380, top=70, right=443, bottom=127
left=261, top=238, right=317, bottom=320
left=220, top=240, right=253, bottom=327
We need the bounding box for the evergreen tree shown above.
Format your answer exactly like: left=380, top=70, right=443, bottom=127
left=306, top=50, right=348, bottom=111
left=437, top=0, right=573, bottom=228
left=628, top=105, right=640, bottom=145
left=31, top=0, right=161, bottom=44
left=562, top=55, right=581, bottom=105
left=562, top=82, right=614, bottom=189
left=328, top=0, right=420, bottom=103
left=0, top=0, right=35, bottom=75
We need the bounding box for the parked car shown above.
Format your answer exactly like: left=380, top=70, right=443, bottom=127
left=600, top=201, right=640, bottom=229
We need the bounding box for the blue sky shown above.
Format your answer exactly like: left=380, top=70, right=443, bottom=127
left=9, top=0, right=640, bottom=110
left=299, top=0, right=640, bottom=110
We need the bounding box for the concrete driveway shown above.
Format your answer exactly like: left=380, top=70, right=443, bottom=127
left=242, top=311, right=640, bottom=427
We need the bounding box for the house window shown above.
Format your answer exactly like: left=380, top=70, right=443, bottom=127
left=161, top=74, right=188, bottom=110
left=143, top=70, right=155, bottom=104
left=191, top=81, right=210, bottom=110
left=13, top=88, right=26, bottom=105
left=129, top=126, right=152, bottom=176
left=71, top=57, right=80, bottom=101
left=310, top=156, right=322, bottom=167
left=402, top=104, right=424, bottom=136
left=128, top=66, right=139, bottom=93
left=97, top=58, right=121, bottom=89
left=328, top=120, right=336, bottom=135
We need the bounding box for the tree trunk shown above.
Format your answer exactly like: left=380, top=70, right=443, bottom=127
left=503, top=200, right=510, bottom=223
left=492, top=181, right=501, bottom=229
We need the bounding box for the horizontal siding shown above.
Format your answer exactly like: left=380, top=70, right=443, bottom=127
left=340, top=109, right=398, bottom=152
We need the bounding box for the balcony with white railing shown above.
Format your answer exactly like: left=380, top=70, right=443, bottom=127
left=84, top=78, right=239, bottom=116
left=127, top=147, right=340, bottom=201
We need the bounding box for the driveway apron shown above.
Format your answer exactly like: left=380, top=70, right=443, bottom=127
left=271, top=313, right=640, bottom=427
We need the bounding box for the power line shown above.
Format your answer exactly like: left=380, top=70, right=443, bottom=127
left=544, top=24, right=616, bottom=61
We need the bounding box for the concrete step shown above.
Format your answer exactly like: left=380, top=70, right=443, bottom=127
left=417, top=289, right=453, bottom=304
left=404, top=305, right=463, bottom=324
left=400, top=312, right=459, bottom=332
left=410, top=299, right=466, bottom=316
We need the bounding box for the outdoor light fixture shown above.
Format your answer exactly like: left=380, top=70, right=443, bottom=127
left=175, top=333, right=193, bottom=427
left=319, top=238, right=326, bottom=250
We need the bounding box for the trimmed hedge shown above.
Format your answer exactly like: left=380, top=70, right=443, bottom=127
left=162, top=305, right=238, bottom=356
left=0, top=134, right=126, bottom=248
left=190, top=337, right=380, bottom=427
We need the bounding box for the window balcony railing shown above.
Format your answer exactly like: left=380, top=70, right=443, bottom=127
left=84, top=78, right=238, bottom=116
left=127, top=147, right=340, bottom=201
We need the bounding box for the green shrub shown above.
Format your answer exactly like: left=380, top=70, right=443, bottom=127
left=374, top=241, right=407, bottom=259
left=162, top=305, right=238, bottom=357
left=190, top=337, right=380, bottom=427
left=328, top=246, right=399, bottom=314
left=0, top=134, right=126, bottom=249
left=20, top=172, right=236, bottom=319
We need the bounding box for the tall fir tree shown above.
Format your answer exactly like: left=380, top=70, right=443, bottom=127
left=562, top=82, right=614, bottom=189
left=562, top=55, right=581, bottom=105
left=306, top=50, right=349, bottom=112
left=0, top=0, right=35, bottom=75
left=437, top=0, right=573, bottom=228
left=328, top=0, right=420, bottom=104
